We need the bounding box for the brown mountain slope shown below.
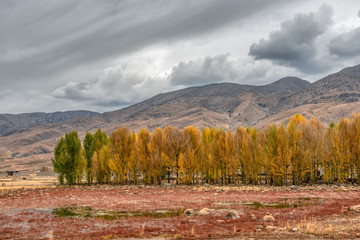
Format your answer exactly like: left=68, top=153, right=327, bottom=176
left=1, top=64, right=360, bottom=170
left=278, top=64, right=360, bottom=110
left=0, top=110, right=99, bottom=137
left=101, top=77, right=310, bottom=130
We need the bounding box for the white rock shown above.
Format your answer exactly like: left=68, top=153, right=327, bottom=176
left=263, top=213, right=275, bottom=222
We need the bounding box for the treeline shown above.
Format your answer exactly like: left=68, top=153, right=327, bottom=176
left=52, top=113, right=360, bottom=186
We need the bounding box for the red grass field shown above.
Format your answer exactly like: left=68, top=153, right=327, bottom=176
left=1, top=184, right=360, bottom=239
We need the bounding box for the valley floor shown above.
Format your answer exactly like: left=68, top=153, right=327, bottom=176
left=0, top=184, right=360, bottom=239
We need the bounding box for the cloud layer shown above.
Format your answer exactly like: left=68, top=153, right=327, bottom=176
left=52, top=54, right=298, bottom=109
left=1, top=1, right=360, bottom=113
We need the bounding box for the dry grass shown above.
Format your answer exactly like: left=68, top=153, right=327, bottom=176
left=0, top=175, right=57, bottom=191
left=283, top=215, right=360, bottom=236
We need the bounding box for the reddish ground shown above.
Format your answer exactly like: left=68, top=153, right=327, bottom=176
left=1, top=184, right=360, bottom=239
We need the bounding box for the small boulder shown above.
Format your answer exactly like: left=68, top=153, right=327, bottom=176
left=350, top=205, right=360, bottom=213
left=250, top=214, right=257, bottom=220
left=225, top=210, right=240, bottom=219
left=184, top=209, right=194, bottom=216
left=266, top=226, right=277, bottom=231
left=291, top=227, right=299, bottom=232
left=199, top=208, right=211, bottom=215
left=263, top=213, right=275, bottom=222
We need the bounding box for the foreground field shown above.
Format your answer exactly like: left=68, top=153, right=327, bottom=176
left=1, top=184, right=360, bottom=239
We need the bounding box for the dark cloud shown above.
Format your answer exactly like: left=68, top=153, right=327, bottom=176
left=0, top=0, right=281, bottom=83
left=1, top=0, right=359, bottom=114
left=249, top=4, right=333, bottom=72
left=328, top=27, right=360, bottom=58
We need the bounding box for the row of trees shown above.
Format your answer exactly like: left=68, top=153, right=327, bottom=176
left=52, top=113, right=360, bottom=185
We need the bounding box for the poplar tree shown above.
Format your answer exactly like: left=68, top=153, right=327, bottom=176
left=52, top=130, right=82, bottom=185
left=83, top=132, right=95, bottom=184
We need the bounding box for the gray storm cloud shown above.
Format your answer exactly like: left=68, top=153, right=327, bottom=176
left=249, top=4, right=334, bottom=72
left=328, top=27, right=360, bottom=58
left=1, top=0, right=359, bottom=113
left=0, top=0, right=278, bottom=83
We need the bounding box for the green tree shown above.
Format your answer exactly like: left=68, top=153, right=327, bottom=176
left=52, top=137, right=66, bottom=184
left=83, top=132, right=95, bottom=184
left=52, top=130, right=82, bottom=185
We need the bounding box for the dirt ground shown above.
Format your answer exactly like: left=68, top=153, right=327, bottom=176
left=0, top=183, right=360, bottom=239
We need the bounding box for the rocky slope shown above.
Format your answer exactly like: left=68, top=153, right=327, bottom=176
left=278, top=64, right=360, bottom=109
left=0, top=111, right=99, bottom=137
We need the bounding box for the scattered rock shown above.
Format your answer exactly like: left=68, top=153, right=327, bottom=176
left=199, top=208, right=211, bottom=215
left=350, top=205, right=360, bottom=212
left=164, top=183, right=171, bottom=187
left=184, top=209, right=194, bottom=216
left=203, top=183, right=210, bottom=187
left=256, top=229, right=262, bottom=232
left=216, top=189, right=223, bottom=193
left=214, top=193, right=218, bottom=196
left=255, top=225, right=263, bottom=229
left=290, top=185, right=297, bottom=190
left=225, top=210, right=240, bottom=219
left=250, top=214, right=257, bottom=220
left=217, top=220, right=225, bottom=223
left=263, top=213, right=275, bottom=222
left=291, top=227, right=299, bottom=232
left=266, top=226, right=277, bottom=231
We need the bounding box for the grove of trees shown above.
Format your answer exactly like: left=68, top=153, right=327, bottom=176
left=52, top=113, right=360, bottom=185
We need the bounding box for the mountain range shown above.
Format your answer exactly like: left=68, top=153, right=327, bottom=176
left=1, top=64, right=360, bottom=170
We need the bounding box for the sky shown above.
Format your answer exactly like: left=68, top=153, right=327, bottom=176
left=1, top=0, right=360, bottom=114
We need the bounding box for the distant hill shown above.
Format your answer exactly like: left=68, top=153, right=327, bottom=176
left=100, top=76, right=310, bottom=131
left=0, top=111, right=99, bottom=137
left=1, top=64, right=360, bottom=170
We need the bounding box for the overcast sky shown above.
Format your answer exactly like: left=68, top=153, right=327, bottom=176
left=1, top=0, right=360, bottom=114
